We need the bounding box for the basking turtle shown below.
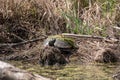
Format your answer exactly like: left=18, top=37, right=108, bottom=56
left=43, top=35, right=78, bottom=51
left=43, top=35, right=79, bottom=62
left=39, top=35, right=79, bottom=66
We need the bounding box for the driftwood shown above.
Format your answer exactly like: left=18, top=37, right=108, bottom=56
left=0, top=61, right=50, bottom=80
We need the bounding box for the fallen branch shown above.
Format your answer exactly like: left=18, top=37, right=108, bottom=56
left=0, top=34, right=119, bottom=48
left=62, top=33, right=119, bottom=43
left=0, top=61, right=50, bottom=80
left=0, top=36, right=47, bottom=48
left=62, top=33, right=103, bottom=39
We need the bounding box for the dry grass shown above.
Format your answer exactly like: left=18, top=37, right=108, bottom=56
left=64, top=0, right=120, bottom=35
left=0, top=0, right=119, bottom=44
left=0, top=0, right=68, bottom=43
left=0, top=1, right=119, bottom=79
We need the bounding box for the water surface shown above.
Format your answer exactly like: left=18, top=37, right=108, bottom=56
left=9, top=61, right=119, bottom=80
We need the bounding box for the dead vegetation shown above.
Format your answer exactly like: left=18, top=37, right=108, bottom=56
left=0, top=0, right=119, bottom=80
left=0, top=0, right=119, bottom=63
left=94, top=48, right=118, bottom=63
left=0, top=0, right=119, bottom=43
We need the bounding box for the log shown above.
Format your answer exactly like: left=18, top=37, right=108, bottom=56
left=0, top=61, right=50, bottom=80
left=62, top=33, right=104, bottom=39
left=62, top=33, right=119, bottom=43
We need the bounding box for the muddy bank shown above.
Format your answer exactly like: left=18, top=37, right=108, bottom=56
left=0, top=36, right=119, bottom=65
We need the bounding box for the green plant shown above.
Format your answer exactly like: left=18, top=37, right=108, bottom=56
left=63, top=0, right=119, bottom=36
left=63, top=0, right=94, bottom=35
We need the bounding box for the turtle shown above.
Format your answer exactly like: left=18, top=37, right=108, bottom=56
left=43, top=35, right=79, bottom=51
left=43, top=35, right=79, bottom=62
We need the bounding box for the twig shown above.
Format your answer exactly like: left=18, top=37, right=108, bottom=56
left=113, top=26, right=120, bottom=30
left=8, top=33, right=26, bottom=42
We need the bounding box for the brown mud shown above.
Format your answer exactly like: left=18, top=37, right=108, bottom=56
left=0, top=37, right=119, bottom=64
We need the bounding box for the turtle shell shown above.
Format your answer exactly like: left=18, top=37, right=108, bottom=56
left=54, top=39, right=72, bottom=49
left=43, top=35, right=79, bottom=49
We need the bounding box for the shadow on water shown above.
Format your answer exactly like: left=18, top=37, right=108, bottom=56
left=8, top=60, right=119, bottom=80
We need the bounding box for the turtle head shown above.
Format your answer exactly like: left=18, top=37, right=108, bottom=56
left=43, top=38, right=56, bottom=48
left=49, top=38, right=56, bottom=46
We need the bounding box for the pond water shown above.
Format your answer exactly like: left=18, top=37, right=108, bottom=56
left=9, top=61, right=119, bottom=80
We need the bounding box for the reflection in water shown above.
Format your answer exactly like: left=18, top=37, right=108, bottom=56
left=9, top=61, right=119, bottom=80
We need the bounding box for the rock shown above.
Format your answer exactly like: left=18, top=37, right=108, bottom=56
left=94, top=48, right=118, bottom=63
